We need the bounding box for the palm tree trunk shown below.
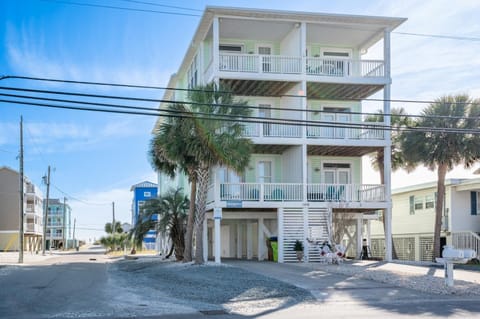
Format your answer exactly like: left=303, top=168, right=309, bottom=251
left=165, top=243, right=174, bottom=259
left=172, top=222, right=185, bottom=261
left=434, top=163, right=447, bottom=259
left=183, top=175, right=197, bottom=262
left=194, top=164, right=210, bottom=264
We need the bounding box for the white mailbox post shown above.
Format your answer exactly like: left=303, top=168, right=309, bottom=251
left=436, top=245, right=477, bottom=287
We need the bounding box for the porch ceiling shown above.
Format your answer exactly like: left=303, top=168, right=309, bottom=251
left=253, top=144, right=293, bottom=154
left=308, top=145, right=380, bottom=157
left=220, top=79, right=297, bottom=96
left=307, top=82, right=383, bottom=100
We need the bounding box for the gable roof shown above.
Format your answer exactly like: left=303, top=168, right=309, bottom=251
left=130, top=181, right=158, bottom=191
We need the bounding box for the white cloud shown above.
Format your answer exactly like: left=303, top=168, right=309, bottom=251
left=5, top=22, right=172, bottom=88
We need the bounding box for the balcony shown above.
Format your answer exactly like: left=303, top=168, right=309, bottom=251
left=25, top=223, right=42, bottom=234
left=242, top=121, right=385, bottom=140
left=208, top=183, right=385, bottom=205
left=218, top=53, right=384, bottom=78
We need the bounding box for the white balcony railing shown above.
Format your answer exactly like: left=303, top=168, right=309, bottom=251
left=306, top=120, right=385, bottom=140
left=219, top=54, right=302, bottom=74
left=214, top=183, right=385, bottom=203
left=218, top=53, right=385, bottom=78
left=242, top=121, right=384, bottom=140
left=243, top=123, right=302, bottom=138
left=25, top=223, right=42, bottom=234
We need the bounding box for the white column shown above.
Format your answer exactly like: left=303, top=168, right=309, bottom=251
left=214, top=218, right=221, bottom=264
left=303, top=207, right=309, bottom=262
left=366, top=220, right=371, bottom=246
left=278, top=208, right=284, bottom=263
left=236, top=223, right=242, bottom=258
left=383, top=28, right=393, bottom=262
left=212, top=17, right=219, bottom=75
left=258, top=218, right=264, bottom=261
left=357, top=217, right=363, bottom=259
left=246, top=222, right=253, bottom=259
left=203, top=218, right=208, bottom=262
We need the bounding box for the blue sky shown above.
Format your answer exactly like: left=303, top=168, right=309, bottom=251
left=1, top=0, right=480, bottom=241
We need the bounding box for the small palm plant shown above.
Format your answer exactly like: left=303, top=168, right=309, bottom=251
left=294, top=240, right=304, bottom=261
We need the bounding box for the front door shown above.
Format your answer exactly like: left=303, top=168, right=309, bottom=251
left=258, top=46, right=272, bottom=72
left=323, top=163, right=350, bottom=200
left=258, top=104, right=272, bottom=136
left=257, top=161, right=272, bottom=183
left=322, top=107, right=350, bottom=139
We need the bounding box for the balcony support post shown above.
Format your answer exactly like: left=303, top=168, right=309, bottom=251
left=356, top=217, right=363, bottom=259
left=278, top=208, right=284, bottom=263
left=212, top=17, right=219, bottom=75
left=258, top=217, right=264, bottom=261
left=383, top=28, right=393, bottom=262
left=246, top=222, right=253, bottom=259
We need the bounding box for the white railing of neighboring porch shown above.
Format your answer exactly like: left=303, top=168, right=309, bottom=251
left=213, top=183, right=385, bottom=203
left=243, top=123, right=301, bottom=138
left=451, top=231, right=480, bottom=259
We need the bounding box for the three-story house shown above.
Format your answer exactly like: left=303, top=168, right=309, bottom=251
left=154, top=7, right=406, bottom=262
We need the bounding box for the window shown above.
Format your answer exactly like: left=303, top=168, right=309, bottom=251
left=219, top=44, right=243, bottom=52
left=144, top=191, right=151, bottom=197
left=187, top=55, right=198, bottom=89
left=425, top=194, right=435, bottom=209
left=322, top=51, right=350, bottom=58
left=414, top=197, right=424, bottom=210
left=138, top=201, right=145, bottom=212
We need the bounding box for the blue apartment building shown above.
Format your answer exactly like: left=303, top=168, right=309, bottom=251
left=130, top=181, right=158, bottom=249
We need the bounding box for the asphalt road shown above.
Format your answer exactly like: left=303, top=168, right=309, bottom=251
left=1, top=249, right=480, bottom=319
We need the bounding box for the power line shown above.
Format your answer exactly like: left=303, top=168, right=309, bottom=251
left=51, top=184, right=112, bottom=206
left=41, top=0, right=201, bottom=17
left=1, top=75, right=478, bottom=108
left=116, top=0, right=203, bottom=12
left=2, top=97, right=479, bottom=135
left=393, top=31, right=480, bottom=42
left=1, top=86, right=479, bottom=122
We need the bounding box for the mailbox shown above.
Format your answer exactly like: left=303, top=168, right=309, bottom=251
left=442, top=246, right=464, bottom=259
left=438, top=245, right=477, bottom=288
left=462, top=249, right=477, bottom=259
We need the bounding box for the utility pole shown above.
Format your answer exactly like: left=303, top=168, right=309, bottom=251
left=18, top=116, right=24, bottom=264
left=72, top=218, right=76, bottom=250
left=112, top=202, right=116, bottom=251
left=42, top=166, right=51, bottom=256
left=112, top=202, right=115, bottom=234
left=62, top=197, right=66, bottom=250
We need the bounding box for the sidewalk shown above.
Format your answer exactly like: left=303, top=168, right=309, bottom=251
left=228, top=259, right=480, bottom=297
left=0, top=251, right=57, bottom=265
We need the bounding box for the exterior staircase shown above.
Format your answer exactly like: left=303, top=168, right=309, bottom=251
left=451, top=231, right=480, bottom=259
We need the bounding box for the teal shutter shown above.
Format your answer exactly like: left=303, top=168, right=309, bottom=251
left=471, top=192, right=477, bottom=215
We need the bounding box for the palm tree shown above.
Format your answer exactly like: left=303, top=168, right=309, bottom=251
left=150, top=108, right=199, bottom=262
left=105, top=221, right=123, bottom=234
left=366, top=107, right=414, bottom=259
left=131, top=188, right=189, bottom=261
left=152, top=83, right=252, bottom=264
left=185, top=83, right=253, bottom=264
left=400, top=94, right=480, bottom=259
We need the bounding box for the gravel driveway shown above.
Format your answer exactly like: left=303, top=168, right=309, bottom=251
left=109, top=258, right=314, bottom=315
